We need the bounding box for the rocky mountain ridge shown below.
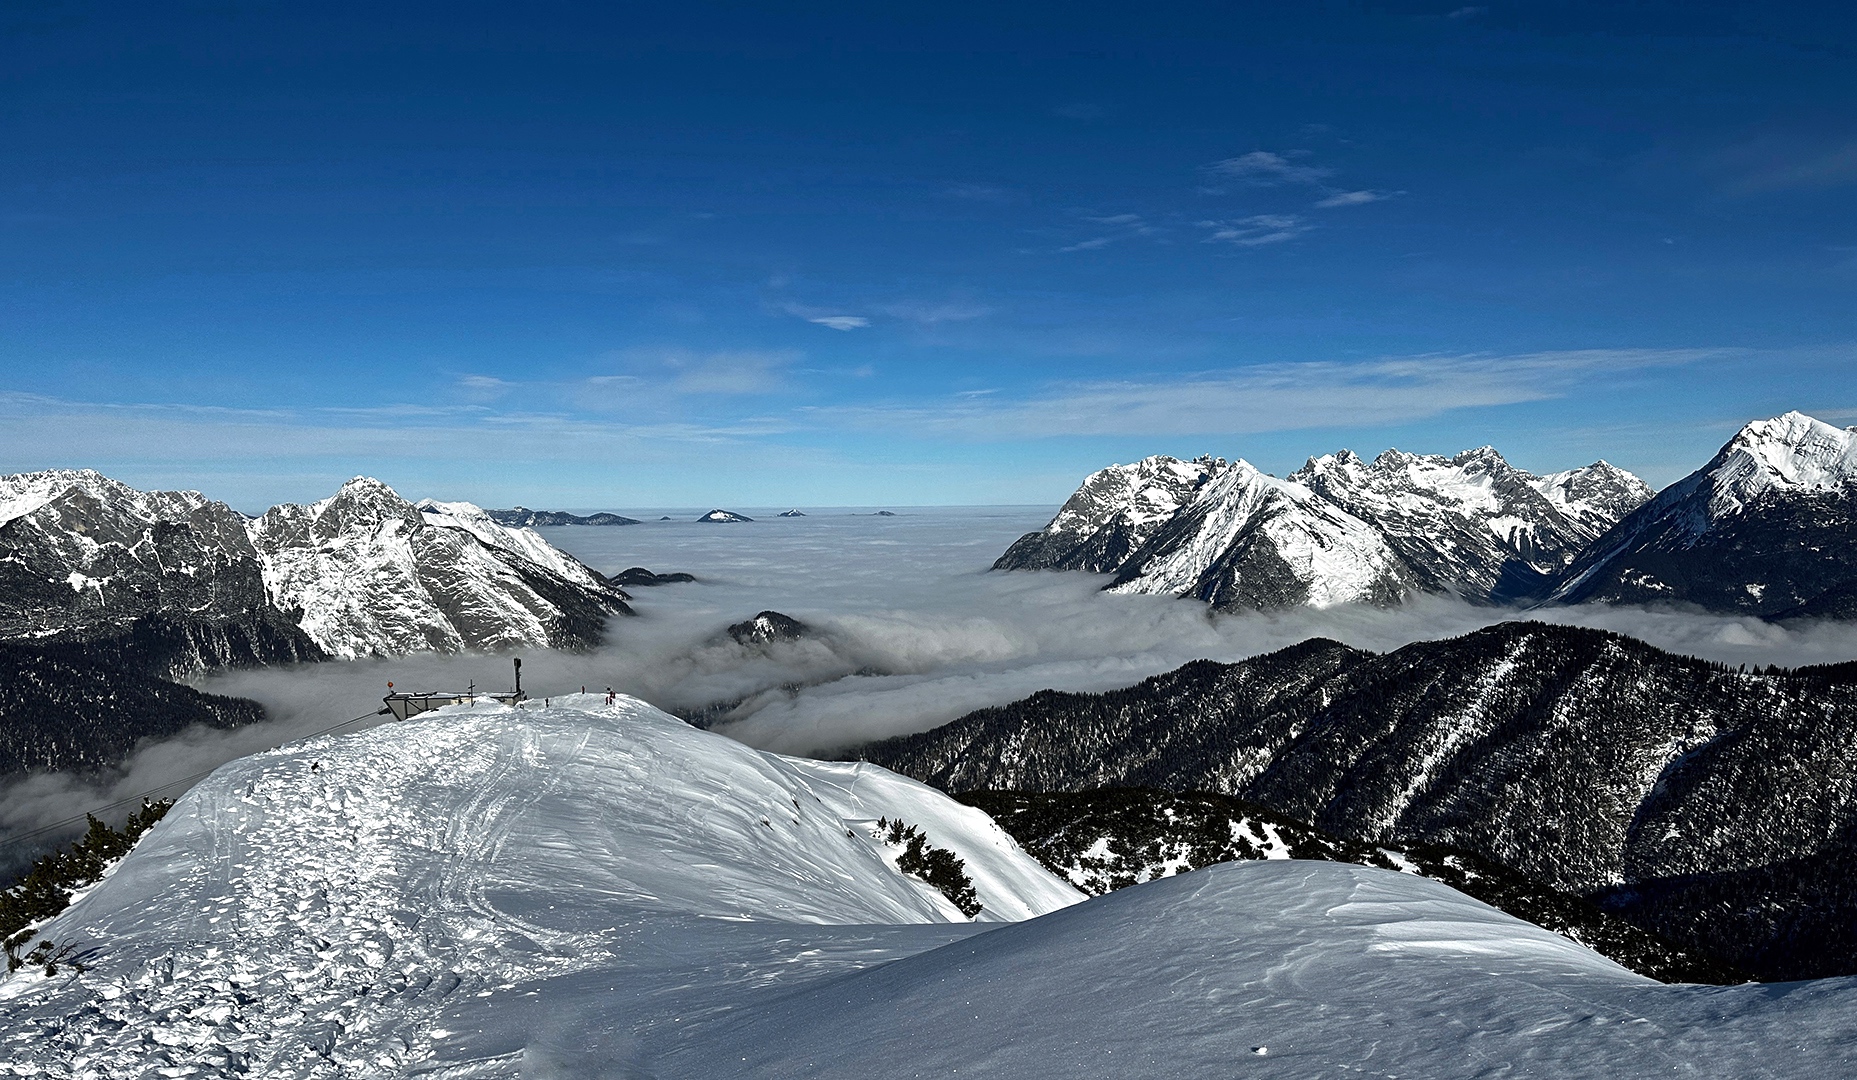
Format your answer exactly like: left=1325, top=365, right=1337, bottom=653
left=0, top=470, right=632, bottom=664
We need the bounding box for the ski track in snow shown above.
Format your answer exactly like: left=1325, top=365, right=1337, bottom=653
left=0, top=697, right=1076, bottom=1078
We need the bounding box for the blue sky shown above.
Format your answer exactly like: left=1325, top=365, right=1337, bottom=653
left=2, top=1, right=1854, bottom=510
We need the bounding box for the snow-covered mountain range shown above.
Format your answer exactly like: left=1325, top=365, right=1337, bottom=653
left=997, top=445, right=1652, bottom=610
left=6, top=694, right=1856, bottom=1077
left=856, top=620, right=1857, bottom=979
left=0, top=470, right=631, bottom=665
left=1553, top=411, right=1857, bottom=617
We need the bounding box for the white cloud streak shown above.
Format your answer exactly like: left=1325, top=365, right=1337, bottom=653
left=826, top=349, right=1723, bottom=440
left=1200, top=214, right=1309, bottom=246
left=1209, top=151, right=1333, bottom=186
left=1314, top=190, right=1388, bottom=208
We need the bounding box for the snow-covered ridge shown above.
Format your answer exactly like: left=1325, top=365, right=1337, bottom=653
left=0, top=467, right=212, bottom=528
left=0, top=696, right=1079, bottom=1074
left=8, top=695, right=1855, bottom=1076
left=416, top=497, right=607, bottom=589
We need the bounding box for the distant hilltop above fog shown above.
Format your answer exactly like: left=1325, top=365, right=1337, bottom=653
left=487, top=506, right=641, bottom=527
left=997, top=411, right=1857, bottom=620
left=699, top=509, right=754, bottom=522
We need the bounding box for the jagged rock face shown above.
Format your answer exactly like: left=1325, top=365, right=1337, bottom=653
left=1001, top=447, right=1651, bottom=610
left=855, top=622, right=1857, bottom=979
left=1554, top=412, right=1857, bottom=616
left=252, top=480, right=632, bottom=658
left=1290, top=448, right=1653, bottom=602
left=1533, top=460, right=1657, bottom=536
left=0, top=470, right=321, bottom=671
left=994, top=455, right=1225, bottom=573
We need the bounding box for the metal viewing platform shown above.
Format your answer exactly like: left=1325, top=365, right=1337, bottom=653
left=380, top=658, right=527, bottom=721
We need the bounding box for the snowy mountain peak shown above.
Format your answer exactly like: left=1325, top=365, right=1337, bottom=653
left=1706, top=411, right=1857, bottom=513
left=1105, top=459, right=1413, bottom=610
left=994, top=454, right=1230, bottom=574
left=1551, top=411, right=1857, bottom=614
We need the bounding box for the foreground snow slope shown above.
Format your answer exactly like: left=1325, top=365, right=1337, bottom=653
left=646, top=860, right=1857, bottom=1079
left=0, top=696, right=1076, bottom=1077
left=8, top=696, right=1857, bottom=1079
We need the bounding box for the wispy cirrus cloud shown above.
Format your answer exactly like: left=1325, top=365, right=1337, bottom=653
left=1209, top=150, right=1333, bottom=186
left=1057, top=211, right=1157, bottom=253
left=777, top=301, right=870, bottom=331
left=875, top=299, right=995, bottom=325
left=1711, top=138, right=1857, bottom=196
left=1314, top=189, right=1389, bottom=208
left=1199, top=214, right=1309, bottom=246
left=819, top=348, right=1727, bottom=440
left=940, top=182, right=1014, bottom=203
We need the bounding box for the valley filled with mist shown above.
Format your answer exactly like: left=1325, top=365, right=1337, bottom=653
left=13, top=499, right=1857, bottom=864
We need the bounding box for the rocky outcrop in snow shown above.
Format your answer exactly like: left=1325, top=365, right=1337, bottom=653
left=1553, top=411, right=1857, bottom=616
left=1000, top=446, right=1650, bottom=610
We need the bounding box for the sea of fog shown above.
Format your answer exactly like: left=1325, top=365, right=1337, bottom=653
left=10, top=505, right=1857, bottom=855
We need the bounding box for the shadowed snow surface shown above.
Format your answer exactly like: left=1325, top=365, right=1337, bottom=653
left=3, top=698, right=1856, bottom=1078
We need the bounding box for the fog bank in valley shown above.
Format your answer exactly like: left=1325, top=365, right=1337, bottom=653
left=7, top=506, right=1857, bottom=861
